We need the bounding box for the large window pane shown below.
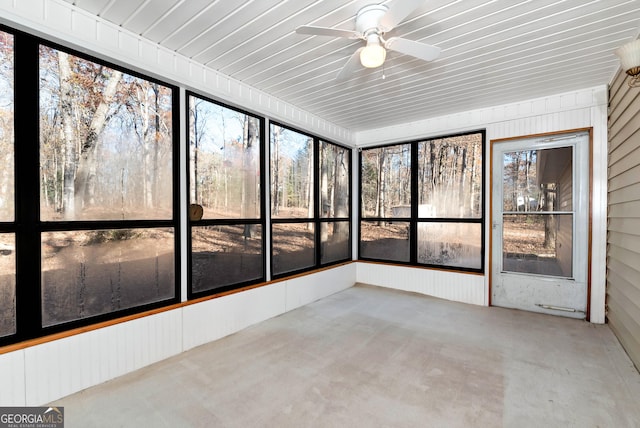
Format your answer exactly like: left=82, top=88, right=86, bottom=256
left=270, top=125, right=313, bottom=219
left=418, top=134, right=482, bottom=218
left=360, top=221, right=410, bottom=262
left=321, top=221, right=350, bottom=264
left=41, top=228, right=175, bottom=326
left=191, top=224, right=263, bottom=292
left=189, top=97, right=261, bottom=219
left=320, top=142, right=350, bottom=219
left=361, top=144, right=411, bottom=218
left=272, top=223, right=315, bottom=275
left=418, top=222, right=481, bottom=269
left=0, top=233, right=15, bottom=337
left=0, top=31, right=14, bottom=222
left=39, top=46, right=173, bottom=221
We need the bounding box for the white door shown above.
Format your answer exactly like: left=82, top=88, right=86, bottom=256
left=491, top=131, right=590, bottom=319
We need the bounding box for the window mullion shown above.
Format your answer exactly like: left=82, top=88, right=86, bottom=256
left=14, top=32, right=42, bottom=341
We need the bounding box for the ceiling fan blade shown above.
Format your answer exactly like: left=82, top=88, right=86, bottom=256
left=336, top=47, right=364, bottom=82
left=385, top=37, right=441, bottom=62
left=296, top=25, right=360, bottom=39
left=379, top=0, right=425, bottom=31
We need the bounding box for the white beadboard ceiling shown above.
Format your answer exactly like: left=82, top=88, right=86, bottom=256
left=63, top=0, right=640, bottom=132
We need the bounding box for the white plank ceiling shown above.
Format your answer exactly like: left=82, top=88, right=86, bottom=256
left=63, top=0, right=640, bottom=132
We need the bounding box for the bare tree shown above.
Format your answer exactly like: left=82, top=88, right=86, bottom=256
left=242, top=116, right=259, bottom=237
left=271, top=125, right=282, bottom=215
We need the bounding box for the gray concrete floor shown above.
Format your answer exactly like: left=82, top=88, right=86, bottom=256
left=52, top=284, right=640, bottom=427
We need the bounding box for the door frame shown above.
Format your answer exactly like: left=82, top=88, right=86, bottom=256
left=488, top=128, right=593, bottom=321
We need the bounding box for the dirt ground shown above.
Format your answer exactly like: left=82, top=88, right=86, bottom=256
left=502, top=216, right=552, bottom=256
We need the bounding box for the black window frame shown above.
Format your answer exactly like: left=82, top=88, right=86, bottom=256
left=358, top=130, right=486, bottom=274
left=0, top=26, right=181, bottom=347
left=269, top=121, right=352, bottom=279
left=185, top=91, right=267, bottom=299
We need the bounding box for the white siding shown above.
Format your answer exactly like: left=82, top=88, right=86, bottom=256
left=607, top=68, right=640, bottom=370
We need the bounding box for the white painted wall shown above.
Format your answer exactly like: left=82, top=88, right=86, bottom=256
left=355, top=86, right=608, bottom=324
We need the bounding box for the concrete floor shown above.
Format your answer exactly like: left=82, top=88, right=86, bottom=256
left=52, top=284, right=640, bottom=427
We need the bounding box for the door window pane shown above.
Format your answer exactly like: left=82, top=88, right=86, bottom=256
left=41, top=228, right=175, bottom=326
left=191, top=224, right=263, bottom=293
left=502, top=147, right=572, bottom=212
left=39, top=46, right=173, bottom=221
left=189, top=97, right=261, bottom=219
left=270, top=125, right=313, bottom=219
left=502, top=213, right=573, bottom=277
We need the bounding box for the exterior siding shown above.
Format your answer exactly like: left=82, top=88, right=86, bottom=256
left=608, top=68, right=640, bottom=370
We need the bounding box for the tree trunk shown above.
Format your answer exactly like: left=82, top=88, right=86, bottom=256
left=57, top=51, right=77, bottom=219
left=271, top=126, right=281, bottom=216
left=333, top=148, right=350, bottom=236
left=377, top=148, right=386, bottom=224
left=74, top=67, right=122, bottom=213
left=306, top=137, right=313, bottom=223
left=544, top=183, right=557, bottom=248
left=243, top=116, right=259, bottom=238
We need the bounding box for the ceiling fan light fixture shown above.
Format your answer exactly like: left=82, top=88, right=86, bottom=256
left=360, top=35, right=386, bottom=68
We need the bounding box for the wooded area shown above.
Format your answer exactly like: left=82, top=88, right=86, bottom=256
left=361, top=134, right=482, bottom=219
left=270, top=125, right=314, bottom=219
left=188, top=97, right=263, bottom=291
left=39, top=46, right=174, bottom=221
left=37, top=46, right=176, bottom=325
left=502, top=149, right=567, bottom=259
left=0, top=31, right=13, bottom=223
left=269, top=126, right=351, bottom=274
left=189, top=96, right=260, bottom=221
left=0, top=30, right=15, bottom=337
left=360, top=133, right=484, bottom=269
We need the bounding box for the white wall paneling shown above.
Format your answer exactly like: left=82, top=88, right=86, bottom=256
left=0, top=350, right=26, bottom=406
left=1, top=264, right=357, bottom=405
left=284, top=264, right=356, bottom=311
left=23, top=309, right=183, bottom=405
left=356, top=262, right=486, bottom=306
left=182, top=282, right=288, bottom=352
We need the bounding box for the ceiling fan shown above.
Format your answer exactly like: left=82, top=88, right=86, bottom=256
left=296, top=0, right=441, bottom=81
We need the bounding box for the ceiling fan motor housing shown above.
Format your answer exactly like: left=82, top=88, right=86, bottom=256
left=356, top=4, right=389, bottom=36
